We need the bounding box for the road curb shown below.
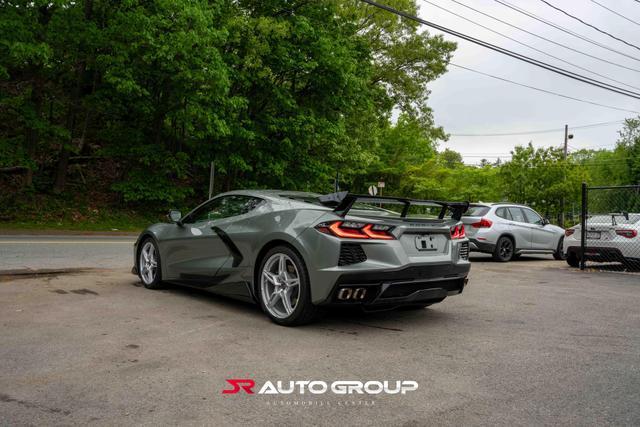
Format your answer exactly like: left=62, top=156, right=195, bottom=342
left=0, top=229, right=139, bottom=236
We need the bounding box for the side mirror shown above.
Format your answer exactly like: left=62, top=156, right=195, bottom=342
left=541, top=218, right=550, bottom=226
left=168, top=210, right=182, bottom=225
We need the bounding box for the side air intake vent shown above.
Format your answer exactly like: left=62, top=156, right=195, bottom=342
left=459, top=241, right=469, bottom=260
left=338, top=243, right=367, bottom=266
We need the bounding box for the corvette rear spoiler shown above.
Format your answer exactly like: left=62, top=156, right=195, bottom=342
left=317, top=191, right=470, bottom=221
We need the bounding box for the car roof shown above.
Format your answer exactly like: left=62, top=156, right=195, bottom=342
left=212, top=189, right=318, bottom=198
left=211, top=190, right=327, bottom=208
left=471, top=202, right=532, bottom=208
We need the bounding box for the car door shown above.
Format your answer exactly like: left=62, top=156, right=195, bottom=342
left=522, top=207, right=557, bottom=250
left=163, top=195, right=260, bottom=286
left=507, top=207, right=533, bottom=250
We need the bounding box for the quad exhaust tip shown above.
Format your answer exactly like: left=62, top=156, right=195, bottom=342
left=337, top=287, right=367, bottom=301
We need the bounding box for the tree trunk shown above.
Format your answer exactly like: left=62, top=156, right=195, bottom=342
left=53, top=0, right=93, bottom=194
left=24, top=85, right=43, bottom=187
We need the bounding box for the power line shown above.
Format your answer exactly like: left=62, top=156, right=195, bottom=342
left=462, top=159, right=636, bottom=167
left=538, top=0, right=640, bottom=52
left=422, top=0, right=640, bottom=92
left=448, top=0, right=640, bottom=74
left=448, top=63, right=640, bottom=113
left=450, top=120, right=625, bottom=137
left=359, top=0, right=640, bottom=99
left=494, top=0, right=640, bottom=63
left=590, top=0, right=640, bottom=27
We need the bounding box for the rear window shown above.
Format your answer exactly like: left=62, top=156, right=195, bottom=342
left=348, top=200, right=444, bottom=219
left=589, top=214, right=640, bottom=224
left=463, top=206, right=490, bottom=217
left=278, top=193, right=322, bottom=205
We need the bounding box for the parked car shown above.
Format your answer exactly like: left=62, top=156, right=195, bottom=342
left=133, top=190, right=471, bottom=326
left=564, top=213, right=640, bottom=268
left=461, top=203, right=565, bottom=262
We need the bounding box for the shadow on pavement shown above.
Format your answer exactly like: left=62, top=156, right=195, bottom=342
left=129, top=278, right=455, bottom=330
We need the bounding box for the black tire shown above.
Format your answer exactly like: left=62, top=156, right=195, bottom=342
left=566, top=252, right=580, bottom=268
left=622, top=258, right=640, bottom=271
left=493, top=236, right=515, bottom=262
left=256, top=245, right=320, bottom=326
left=137, top=238, right=164, bottom=289
left=553, top=236, right=567, bottom=260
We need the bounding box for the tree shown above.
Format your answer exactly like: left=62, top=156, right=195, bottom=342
left=439, top=148, right=463, bottom=169
left=500, top=143, right=585, bottom=220
left=617, top=117, right=640, bottom=185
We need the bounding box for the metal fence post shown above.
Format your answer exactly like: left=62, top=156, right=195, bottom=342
left=580, top=182, right=587, bottom=270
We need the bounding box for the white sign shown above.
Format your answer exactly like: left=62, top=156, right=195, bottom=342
left=378, top=181, right=385, bottom=188
left=368, top=185, right=378, bottom=196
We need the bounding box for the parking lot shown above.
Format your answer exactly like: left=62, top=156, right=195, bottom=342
left=1, top=250, right=639, bottom=426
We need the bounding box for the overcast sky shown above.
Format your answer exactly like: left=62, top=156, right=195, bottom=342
left=417, top=0, right=640, bottom=164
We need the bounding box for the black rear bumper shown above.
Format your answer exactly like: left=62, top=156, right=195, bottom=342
left=566, top=245, right=625, bottom=262
left=321, top=263, right=470, bottom=307
left=469, top=238, right=495, bottom=253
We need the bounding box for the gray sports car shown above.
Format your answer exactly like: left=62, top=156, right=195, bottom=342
left=133, top=190, right=471, bottom=326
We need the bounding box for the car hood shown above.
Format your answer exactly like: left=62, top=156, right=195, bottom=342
left=547, top=224, right=565, bottom=234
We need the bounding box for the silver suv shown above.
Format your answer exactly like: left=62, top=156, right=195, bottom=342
left=461, top=203, right=566, bottom=262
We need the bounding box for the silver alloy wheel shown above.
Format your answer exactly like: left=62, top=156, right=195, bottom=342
left=260, top=253, right=301, bottom=319
left=139, top=241, right=158, bottom=285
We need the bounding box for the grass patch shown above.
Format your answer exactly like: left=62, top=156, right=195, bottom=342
left=0, top=192, right=165, bottom=232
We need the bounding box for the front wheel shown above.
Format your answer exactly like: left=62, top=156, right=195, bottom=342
left=566, top=252, right=580, bottom=268
left=257, top=246, right=319, bottom=326
left=493, top=236, right=515, bottom=262
left=553, top=236, right=567, bottom=260
left=138, top=238, right=163, bottom=289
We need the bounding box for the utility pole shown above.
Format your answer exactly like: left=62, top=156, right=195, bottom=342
left=563, top=124, right=569, bottom=160
left=561, top=125, right=573, bottom=227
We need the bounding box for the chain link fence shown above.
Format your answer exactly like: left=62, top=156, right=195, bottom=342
left=567, top=184, right=640, bottom=272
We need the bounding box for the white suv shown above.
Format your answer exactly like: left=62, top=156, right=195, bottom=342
left=461, top=203, right=566, bottom=262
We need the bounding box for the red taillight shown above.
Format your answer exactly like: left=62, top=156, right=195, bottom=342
left=328, top=221, right=368, bottom=239
left=615, top=229, right=637, bottom=238
left=565, top=229, right=575, bottom=237
left=362, top=224, right=395, bottom=240
left=471, top=218, right=493, bottom=228
left=316, top=221, right=395, bottom=240
left=450, top=224, right=466, bottom=239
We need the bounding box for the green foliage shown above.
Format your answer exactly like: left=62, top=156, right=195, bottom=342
left=1, top=0, right=455, bottom=205
left=500, top=143, right=586, bottom=219
left=1, top=0, right=638, bottom=227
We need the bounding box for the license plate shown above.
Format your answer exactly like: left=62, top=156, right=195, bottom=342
left=587, top=231, right=601, bottom=239
left=415, top=234, right=437, bottom=251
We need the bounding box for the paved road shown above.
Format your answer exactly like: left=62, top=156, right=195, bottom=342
left=0, top=235, right=135, bottom=271
left=0, top=234, right=558, bottom=272
left=1, top=257, right=638, bottom=426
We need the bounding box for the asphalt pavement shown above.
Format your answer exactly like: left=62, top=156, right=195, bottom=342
left=0, top=246, right=638, bottom=426
left=0, top=235, right=135, bottom=271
